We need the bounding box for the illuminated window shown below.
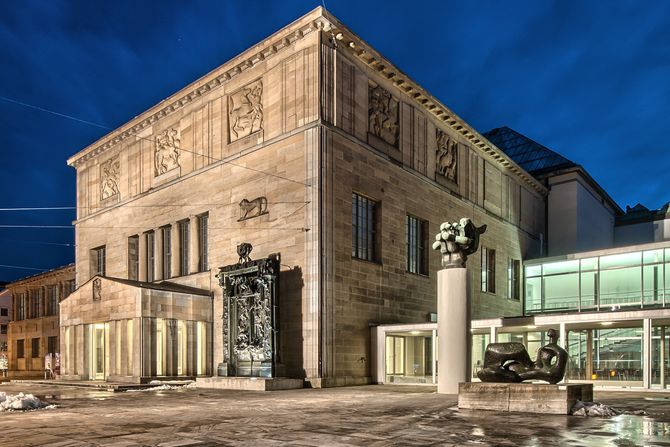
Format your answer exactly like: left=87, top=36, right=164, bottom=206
left=481, top=247, right=496, bottom=293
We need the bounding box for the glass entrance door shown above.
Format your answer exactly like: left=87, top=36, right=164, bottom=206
left=90, top=323, right=106, bottom=380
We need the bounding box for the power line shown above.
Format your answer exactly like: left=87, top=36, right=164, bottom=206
left=0, top=207, right=75, bottom=211
left=1, top=95, right=312, bottom=188
left=0, top=264, right=50, bottom=272
left=0, top=238, right=74, bottom=247
left=0, top=225, right=73, bottom=229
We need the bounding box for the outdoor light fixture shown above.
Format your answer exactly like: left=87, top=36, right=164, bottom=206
left=600, top=322, right=614, bottom=326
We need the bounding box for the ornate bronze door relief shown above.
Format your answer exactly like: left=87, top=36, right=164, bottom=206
left=217, top=243, right=279, bottom=377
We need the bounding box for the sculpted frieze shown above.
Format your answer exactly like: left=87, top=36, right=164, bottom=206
left=229, top=80, right=263, bottom=142
left=368, top=83, right=399, bottom=147
left=436, top=130, right=458, bottom=182
left=154, top=128, right=180, bottom=176
left=100, top=155, right=120, bottom=200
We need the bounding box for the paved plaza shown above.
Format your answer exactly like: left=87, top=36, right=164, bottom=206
left=0, top=383, right=669, bottom=446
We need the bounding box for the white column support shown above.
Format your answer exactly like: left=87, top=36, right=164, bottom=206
left=643, top=318, right=652, bottom=389
left=437, top=268, right=468, bottom=394
left=559, top=323, right=567, bottom=350
left=432, top=329, right=437, bottom=385
left=490, top=326, right=497, bottom=343
left=661, top=326, right=666, bottom=389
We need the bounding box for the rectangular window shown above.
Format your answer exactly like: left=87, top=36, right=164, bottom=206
left=198, top=214, right=209, bottom=272
left=17, top=339, right=24, bottom=358
left=0, top=324, right=7, bottom=335
left=146, top=231, right=155, bottom=282
left=406, top=215, right=428, bottom=275
left=64, top=280, right=76, bottom=296
left=352, top=193, right=377, bottom=262
left=29, top=289, right=43, bottom=319
left=0, top=307, right=7, bottom=316
left=128, top=235, right=139, bottom=281
left=47, top=336, right=58, bottom=355
left=179, top=220, right=190, bottom=276
left=45, top=285, right=59, bottom=316
left=31, top=338, right=40, bottom=358
left=162, top=226, right=172, bottom=279
left=481, top=247, right=496, bottom=293
left=91, top=246, right=106, bottom=277
left=507, top=258, right=521, bottom=300
left=15, top=293, right=25, bottom=320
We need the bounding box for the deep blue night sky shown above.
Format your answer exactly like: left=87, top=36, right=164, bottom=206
left=1, top=0, right=668, bottom=282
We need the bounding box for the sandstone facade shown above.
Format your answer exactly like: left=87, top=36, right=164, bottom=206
left=64, top=8, right=546, bottom=385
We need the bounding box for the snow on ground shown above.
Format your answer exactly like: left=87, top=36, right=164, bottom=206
left=571, top=401, right=647, bottom=417
left=0, top=392, right=54, bottom=412
left=126, top=381, right=196, bottom=392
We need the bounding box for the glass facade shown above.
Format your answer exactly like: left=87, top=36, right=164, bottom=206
left=525, top=248, right=670, bottom=314
left=383, top=330, right=435, bottom=384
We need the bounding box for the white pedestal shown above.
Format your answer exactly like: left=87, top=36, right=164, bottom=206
left=437, top=268, right=468, bottom=394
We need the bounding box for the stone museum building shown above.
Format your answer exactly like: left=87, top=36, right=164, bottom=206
left=61, top=7, right=546, bottom=385
left=6, top=264, right=75, bottom=378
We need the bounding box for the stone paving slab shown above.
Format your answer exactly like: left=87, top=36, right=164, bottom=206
left=0, top=383, right=669, bottom=446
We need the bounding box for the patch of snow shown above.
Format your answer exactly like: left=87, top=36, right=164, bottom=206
left=571, top=400, right=647, bottom=417
left=0, top=392, right=52, bottom=412
left=126, top=381, right=196, bottom=392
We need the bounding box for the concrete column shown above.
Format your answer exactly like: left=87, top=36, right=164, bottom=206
left=586, top=330, right=593, bottom=380
left=108, top=321, right=117, bottom=378
left=643, top=318, right=652, bottom=389
left=171, top=222, right=180, bottom=278
left=189, top=216, right=199, bottom=274
left=489, top=326, right=497, bottom=343
left=559, top=323, right=567, bottom=350
left=431, top=329, right=437, bottom=385
left=139, top=233, right=147, bottom=282
left=437, top=268, right=468, bottom=394
left=661, top=326, right=666, bottom=389
left=132, top=318, right=142, bottom=379
left=155, top=228, right=164, bottom=282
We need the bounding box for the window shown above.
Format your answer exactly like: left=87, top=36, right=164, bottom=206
left=47, top=336, right=58, bottom=355
left=31, top=338, right=40, bottom=358
left=481, top=247, right=496, bottom=293
left=91, top=246, right=106, bottom=277
left=15, top=293, right=26, bottom=320
left=17, top=339, right=24, bottom=358
left=352, top=193, right=378, bottom=262
left=507, top=258, right=521, bottom=300
left=162, top=226, right=172, bottom=279
left=179, top=220, right=190, bottom=276
left=45, top=285, right=59, bottom=316
left=64, top=280, right=76, bottom=296
left=406, top=215, right=428, bottom=275
left=29, top=289, right=43, bottom=319
left=198, top=214, right=209, bottom=272
left=0, top=307, right=7, bottom=316
left=146, top=231, right=155, bottom=282
left=128, top=235, right=139, bottom=281
left=0, top=324, right=6, bottom=335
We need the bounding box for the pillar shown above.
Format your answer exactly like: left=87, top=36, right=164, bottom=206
left=661, top=326, right=666, bottom=389
left=586, top=330, right=593, bottom=380
left=489, top=326, right=497, bottom=344
left=559, top=323, right=567, bottom=350
left=643, top=318, right=652, bottom=389
left=437, top=268, right=468, bottom=394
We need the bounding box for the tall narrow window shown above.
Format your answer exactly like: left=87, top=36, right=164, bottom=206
left=146, top=231, right=155, bottom=282
left=179, top=220, right=190, bottom=276
left=31, top=338, right=40, bottom=358
left=47, top=336, right=58, bottom=355
left=45, top=285, right=59, bottom=316
left=507, top=258, right=521, bottom=300
left=162, top=226, right=172, bottom=279
left=406, top=215, right=428, bottom=275
left=15, top=293, right=25, bottom=320
left=198, top=214, right=209, bottom=272
left=481, top=247, right=496, bottom=293
left=352, top=192, right=377, bottom=262
left=29, top=289, right=43, bottom=319
left=128, top=235, right=139, bottom=281
left=17, top=339, right=24, bottom=358
left=91, top=246, right=106, bottom=277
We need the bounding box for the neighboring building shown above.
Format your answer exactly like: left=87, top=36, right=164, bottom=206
left=0, top=284, right=11, bottom=356
left=6, top=265, right=75, bottom=378
left=61, top=8, right=546, bottom=385
left=615, top=202, right=670, bottom=246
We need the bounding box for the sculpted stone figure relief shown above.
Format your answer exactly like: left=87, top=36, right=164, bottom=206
left=238, top=196, right=268, bottom=221
left=100, top=155, right=120, bottom=200
left=477, top=329, right=569, bottom=384
left=92, top=278, right=101, bottom=301
left=436, top=130, right=458, bottom=182
left=154, top=128, right=181, bottom=176
left=432, top=218, right=487, bottom=268
left=368, top=83, right=399, bottom=147
left=229, top=80, right=263, bottom=142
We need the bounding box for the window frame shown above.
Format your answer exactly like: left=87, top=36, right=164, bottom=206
left=507, top=258, right=521, bottom=300
left=146, top=231, right=155, bottom=282
left=406, top=215, right=428, bottom=275
left=179, top=220, right=190, bottom=276
left=31, top=337, right=40, bottom=358
left=351, top=192, right=379, bottom=263
left=481, top=247, right=496, bottom=294
left=162, top=226, right=172, bottom=279
left=198, top=214, right=209, bottom=272
left=17, top=339, right=24, bottom=358
left=91, top=245, right=106, bottom=277
left=128, top=235, right=140, bottom=281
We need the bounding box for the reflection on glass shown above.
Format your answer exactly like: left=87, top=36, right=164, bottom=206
left=385, top=333, right=433, bottom=384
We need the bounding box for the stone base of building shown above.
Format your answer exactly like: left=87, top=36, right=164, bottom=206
left=305, top=376, right=372, bottom=388
left=195, top=376, right=304, bottom=391
left=458, top=382, right=593, bottom=415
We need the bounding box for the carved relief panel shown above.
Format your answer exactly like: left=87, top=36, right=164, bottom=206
left=154, top=128, right=181, bottom=176
left=436, top=129, right=458, bottom=183
left=228, top=80, right=263, bottom=142
left=368, top=83, right=399, bottom=147
left=100, top=155, right=120, bottom=200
